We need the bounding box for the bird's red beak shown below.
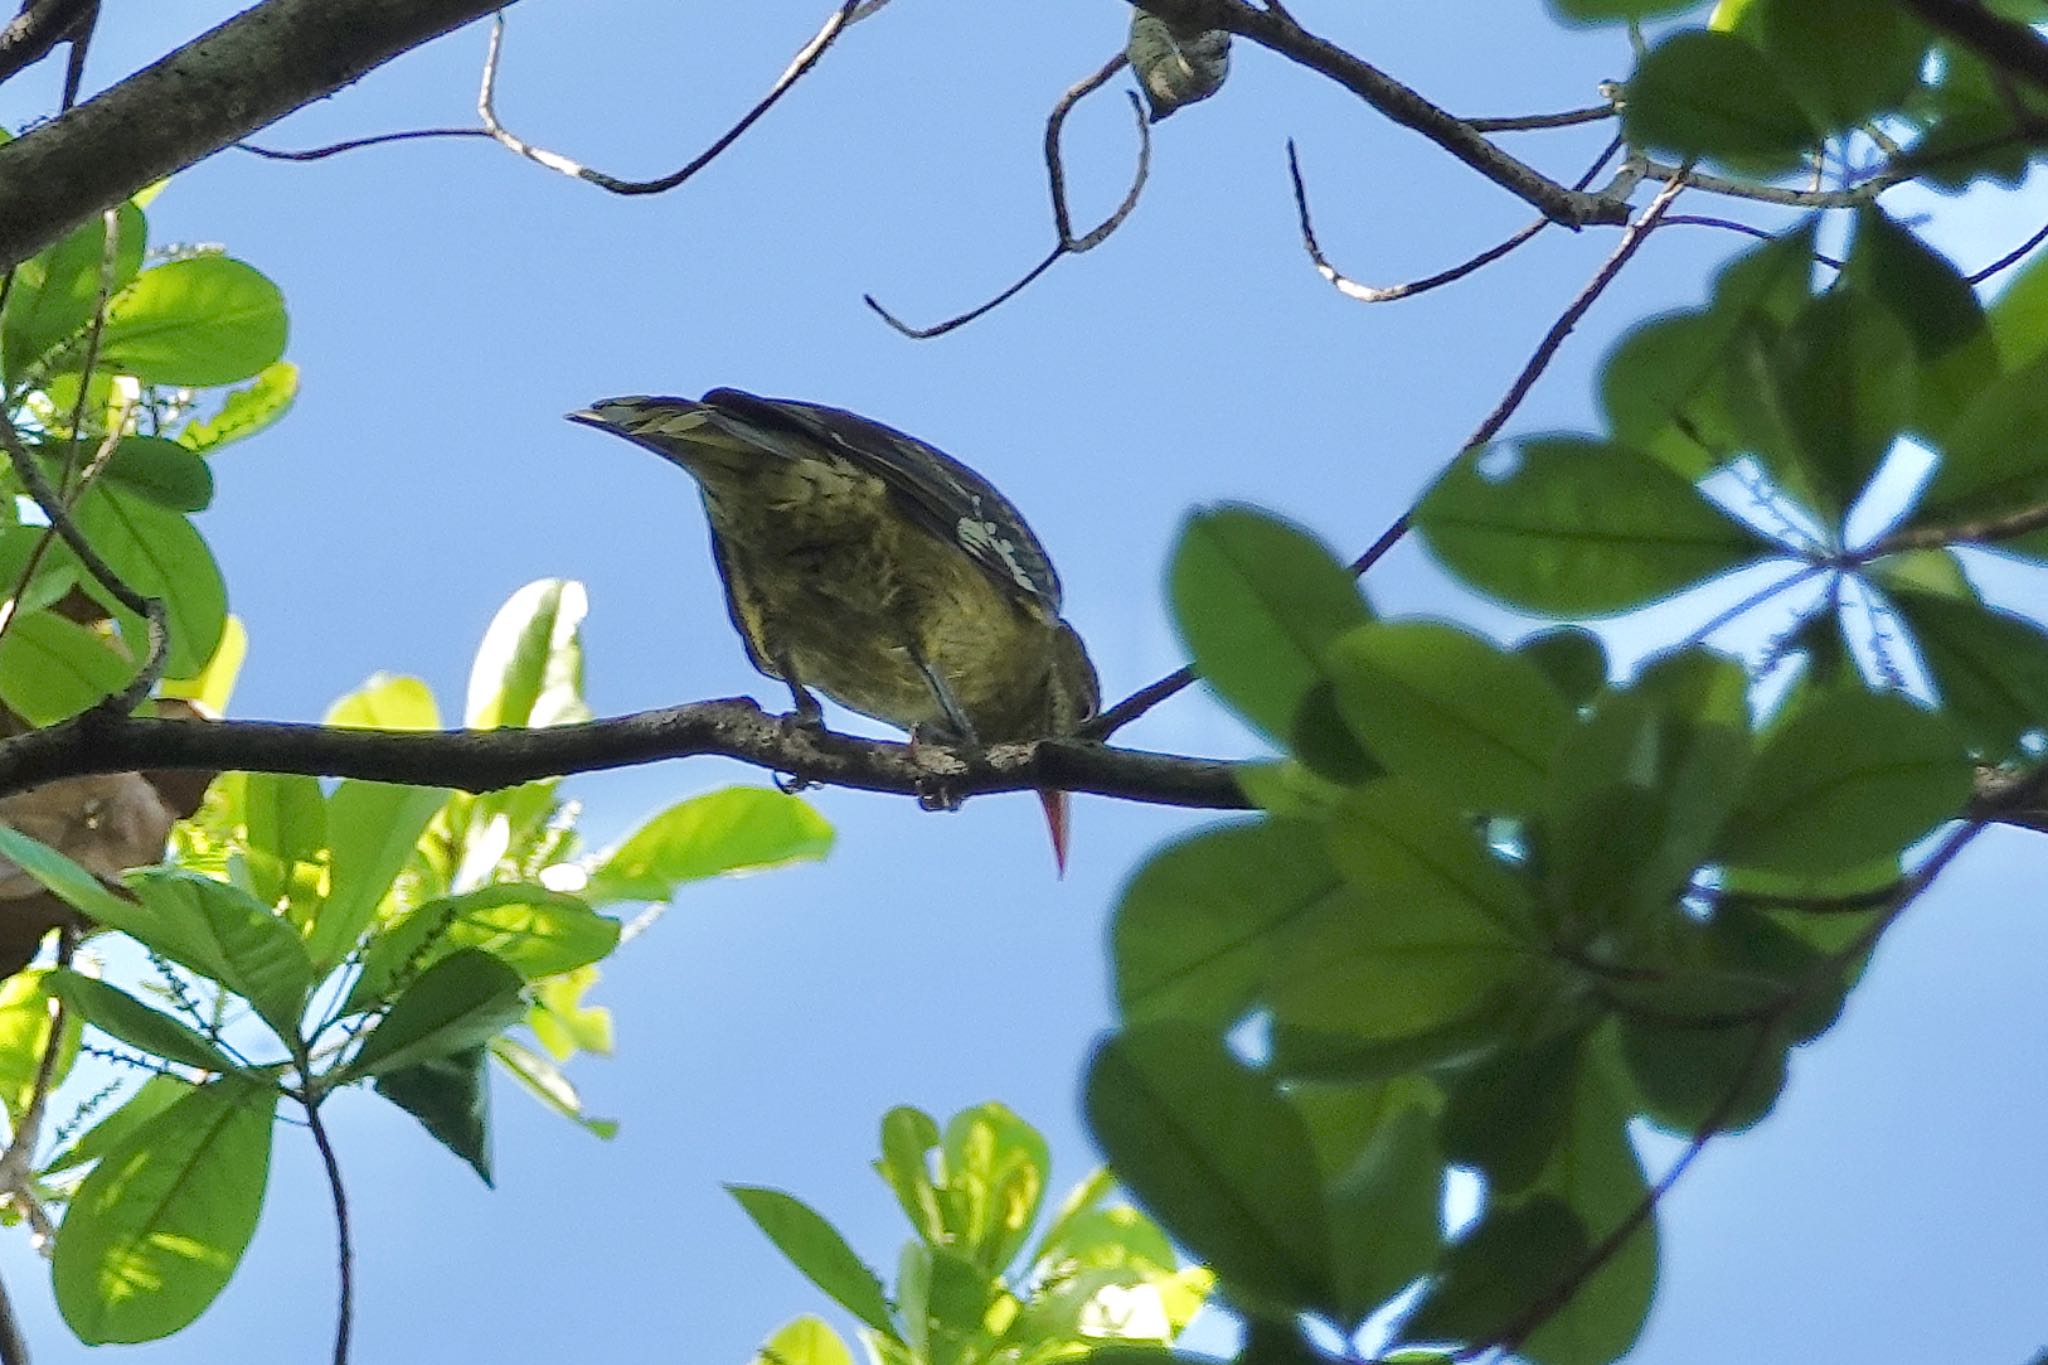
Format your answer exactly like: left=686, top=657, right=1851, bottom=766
left=1038, top=788, right=1071, bottom=877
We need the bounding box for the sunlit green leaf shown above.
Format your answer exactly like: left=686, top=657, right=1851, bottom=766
left=465, top=578, right=591, bottom=729
left=0, top=970, right=80, bottom=1123
left=46, top=971, right=240, bottom=1074
left=43, top=1076, right=194, bottom=1177
left=97, top=256, right=288, bottom=387
left=2, top=203, right=145, bottom=380
left=341, top=949, right=526, bottom=1080
left=346, top=884, right=617, bottom=1013
left=177, top=362, right=299, bottom=454
left=0, top=609, right=136, bottom=723
left=322, top=672, right=441, bottom=731
left=748, top=1316, right=856, bottom=1365
left=124, top=869, right=315, bottom=1044
left=52, top=1080, right=275, bottom=1345
left=72, top=487, right=226, bottom=677
left=580, top=787, right=833, bottom=905
left=727, top=1185, right=898, bottom=1336
left=309, top=780, right=448, bottom=971
left=489, top=1036, right=617, bottom=1139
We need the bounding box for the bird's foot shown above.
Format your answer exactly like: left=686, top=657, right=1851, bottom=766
left=909, top=723, right=968, bottom=812
left=774, top=771, right=817, bottom=795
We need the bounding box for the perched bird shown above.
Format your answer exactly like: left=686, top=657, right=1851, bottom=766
left=569, top=389, right=1099, bottom=869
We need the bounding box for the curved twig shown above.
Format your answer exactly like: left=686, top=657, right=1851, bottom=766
left=1969, top=213, right=2048, bottom=284
left=1289, top=134, right=1623, bottom=306
left=1462, top=100, right=1617, bottom=134
left=236, top=127, right=491, bottom=160
left=1638, top=157, right=1908, bottom=209
left=477, top=1, right=869, bottom=196
left=865, top=58, right=1152, bottom=339
left=304, top=1099, right=352, bottom=1365
left=1086, top=174, right=1690, bottom=739
left=1661, top=213, right=1847, bottom=268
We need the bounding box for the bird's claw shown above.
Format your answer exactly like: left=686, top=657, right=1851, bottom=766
left=774, top=771, right=818, bottom=795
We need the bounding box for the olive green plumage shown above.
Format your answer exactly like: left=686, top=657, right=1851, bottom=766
left=567, top=389, right=1100, bottom=748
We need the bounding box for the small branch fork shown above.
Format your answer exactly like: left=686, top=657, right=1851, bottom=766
left=864, top=54, right=1151, bottom=340
left=1083, top=172, right=1692, bottom=739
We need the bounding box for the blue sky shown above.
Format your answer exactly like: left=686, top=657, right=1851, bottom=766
left=5, top=2, right=2048, bottom=1361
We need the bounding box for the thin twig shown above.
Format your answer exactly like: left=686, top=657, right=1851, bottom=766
left=59, top=206, right=119, bottom=486
left=865, top=57, right=1152, bottom=339
left=478, top=1, right=866, bottom=195
left=1968, top=214, right=2048, bottom=284
left=304, top=1099, right=353, bottom=1365
left=1637, top=158, right=1908, bottom=208
left=1675, top=563, right=1828, bottom=651
left=1289, top=134, right=1622, bottom=305
left=1086, top=174, right=1690, bottom=739
left=1661, top=213, right=1847, bottom=269
left=1462, top=101, right=1616, bottom=134
left=1866, top=499, right=2048, bottom=556
left=236, top=127, right=491, bottom=161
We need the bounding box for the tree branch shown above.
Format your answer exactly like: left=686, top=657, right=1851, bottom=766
left=1129, top=0, right=1628, bottom=226
left=0, top=0, right=516, bottom=269
left=1900, top=0, right=2048, bottom=96
left=0, top=0, right=92, bottom=89
left=0, top=700, right=1249, bottom=810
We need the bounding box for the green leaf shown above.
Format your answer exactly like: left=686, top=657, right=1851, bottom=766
left=1438, top=1033, right=1584, bottom=1196
left=1757, top=0, right=1927, bottom=130
left=1401, top=1197, right=1590, bottom=1351
left=1845, top=208, right=1993, bottom=437
left=0, top=609, right=137, bottom=723
left=1517, top=629, right=1609, bottom=709
left=52, top=1079, right=275, bottom=1345
left=2, top=202, right=145, bottom=380
left=1328, top=622, right=1572, bottom=816
left=0, top=970, right=79, bottom=1123
left=726, top=1185, right=898, bottom=1336
left=236, top=771, right=327, bottom=917
left=99, top=437, right=215, bottom=513
left=939, top=1101, right=1049, bottom=1273
left=1085, top=1022, right=1332, bottom=1312
left=374, top=1045, right=493, bottom=1185
left=489, top=1037, right=617, bottom=1139
left=1273, top=781, right=1539, bottom=1046
left=526, top=966, right=613, bottom=1060
left=1324, top=1096, right=1444, bottom=1325
left=1715, top=689, right=1972, bottom=875
left=346, top=884, right=618, bottom=1013
left=1726, top=289, right=1915, bottom=517
left=341, top=949, right=527, bottom=1080
left=46, top=971, right=240, bottom=1074
left=308, top=780, right=448, bottom=971
left=0, top=825, right=138, bottom=926
left=72, top=488, right=225, bottom=677
left=124, top=869, right=316, bottom=1044
left=1169, top=505, right=1372, bottom=746
left=1115, top=818, right=1350, bottom=1030
left=1905, top=348, right=2048, bottom=555
left=1892, top=587, right=2048, bottom=757
left=1612, top=1013, right=1787, bottom=1133
left=1990, top=240, right=2048, bottom=375
left=159, top=613, right=245, bottom=716
left=97, top=256, right=288, bottom=387
left=323, top=672, right=441, bottom=730
left=177, top=362, right=299, bottom=454
left=465, top=578, right=592, bottom=729
left=1622, top=29, right=1816, bottom=170
left=878, top=1106, right=947, bottom=1245
left=1416, top=436, right=1765, bottom=614
left=43, top=1075, right=195, bottom=1176
left=748, top=1316, right=856, bottom=1365
left=580, top=787, right=833, bottom=905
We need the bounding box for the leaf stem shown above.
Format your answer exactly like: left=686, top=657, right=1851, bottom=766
left=304, top=1097, right=353, bottom=1365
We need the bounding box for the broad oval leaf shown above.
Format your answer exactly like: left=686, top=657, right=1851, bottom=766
left=1622, top=29, right=1816, bottom=169
left=342, top=949, right=527, bottom=1080
left=748, top=1316, right=856, bottom=1365
left=0, top=609, right=137, bottom=723
left=1085, top=1022, right=1332, bottom=1313
left=1, top=202, right=146, bottom=379
left=52, top=1080, right=276, bottom=1344
left=1715, top=690, right=1972, bottom=874
left=123, top=869, right=315, bottom=1044
left=580, top=786, right=833, bottom=905
left=1416, top=436, right=1766, bottom=614
left=466, top=578, right=591, bottom=729
left=97, top=256, right=288, bottom=387
left=100, top=436, right=215, bottom=513
left=346, top=884, right=618, bottom=1013
left=374, top=1045, right=493, bottom=1185
left=727, top=1185, right=898, bottom=1336
left=72, top=488, right=226, bottom=678
left=1892, top=587, right=2048, bottom=758
left=309, top=779, right=450, bottom=971
left=46, top=971, right=240, bottom=1074
left=1170, top=505, right=1371, bottom=746
left=1328, top=622, right=1572, bottom=816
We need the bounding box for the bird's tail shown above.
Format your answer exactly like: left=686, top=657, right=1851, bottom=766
left=567, top=395, right=797, bottom=480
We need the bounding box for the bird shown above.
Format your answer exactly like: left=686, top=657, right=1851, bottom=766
left=568, top=388, right=1100, bottom=871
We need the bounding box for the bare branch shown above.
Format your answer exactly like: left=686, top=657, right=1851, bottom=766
left=0, top=0, right=91, bottom=89
left=1130, top=0, right=1627, bottom=226
left=1867, top=499, right=2048, bottom=556
left=477, top=1, right=867, bottom=196
left=0, top=0, right=517, bottom=271
left=1289, top=134, right=1623, bottom=306
left=1087, top=176, right=1689, bottom=739
left=1638, top=157, right=1907, bottom=208
left=237, top=127, right=491, bottom=161
left=866, top=58, right=1153, bottom=340
left=0, top=699, right=1247, bottom=811
left=1463, top=101, right=1617, bottom=134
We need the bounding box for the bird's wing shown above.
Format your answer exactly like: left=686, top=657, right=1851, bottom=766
left=701, top=388, right=1066, bottom=612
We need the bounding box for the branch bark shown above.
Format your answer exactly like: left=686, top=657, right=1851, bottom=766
left=0, top=0, right=514, bottom=269
left=0, top=700, right=1249, bottom=810
left=1129, top=0, right=1628, bottom=226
